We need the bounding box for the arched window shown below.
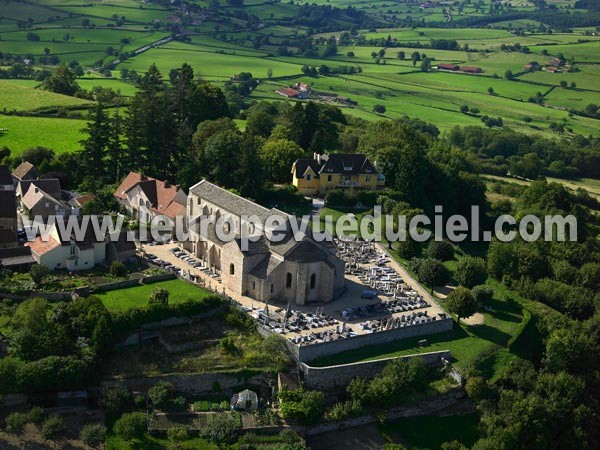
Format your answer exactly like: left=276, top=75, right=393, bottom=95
left=286, top=273, right=292, bottom=288
left=229, top=263, right=235, bottom=276
left=310, top=274, right=316, bottom=289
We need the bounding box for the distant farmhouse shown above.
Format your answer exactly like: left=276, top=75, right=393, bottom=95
left=436, top=63, right=483, bottom=74
left=291, top=153, right=385, bottom=196
left=185, top=180, right=345, bottom=305
left=114, top=171, right=187, bottom=227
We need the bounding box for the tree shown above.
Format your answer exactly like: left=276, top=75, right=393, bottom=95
left=504, top=69, right=514, bottom=80
left=148, top=288, right=169, bottom=307
left=487, top=86, right=494, bottom=95
left=260, top=139, right=305, bottom=182
left=397, top=51, right=406, bottom=60
left=266, top=67, right=273, bottom=78
left=99, top=386, right=132, bottom=417
left=418, top=258, right=450, bottom=290
left=148, top=381, right=175, bottom=409
left=373, top=104, right=386, bottom=114
left=109, top=261, right=127, bottom=278
left=114, top=412, right=147, bottom=441
left=464, top=376, right=489, bottom=400
left=29, top=265, right=49, bottom=286
left=411, top=51, right=421, bottom=66
left=42, top=65, right=79, bottom=96
left=446, top=287, right=477, bottom=322
left=201, top=413, right=237, bottom=445
left=420, top=58, right=432, bottom=72
left=560, top=80, right=568, bottom=88
left=427, top=240, right=454, bottom=261
left=460, top=104, right=469, bottom=114
left=80, top=423, right=106, bottom=448
left=80, top=103, right=111, bottom=181
left=454, top=256, right=488, bottom=288
left=523, top=116, right=532, bottom=124
left=471, top=285, right=494, bottom=303
left=245, top=110, right=275, bottom=138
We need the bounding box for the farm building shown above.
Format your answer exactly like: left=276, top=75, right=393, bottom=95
left=437, top=63, right=459, bottom=71
left=523, top=61, right=539, bottom=71
left=460, top=65, right=483, bottom=74
left=276, top=87, right=300, bottom=98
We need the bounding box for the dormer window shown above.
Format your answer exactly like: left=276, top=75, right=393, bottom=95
left=306, top=174, right=311, bottom=181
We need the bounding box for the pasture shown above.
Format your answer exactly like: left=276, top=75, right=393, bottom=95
left=0, top=114, right=87, bottom=155
left=0, top=80, right=94, bottom=112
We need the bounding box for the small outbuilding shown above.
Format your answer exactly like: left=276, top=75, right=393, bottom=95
left=231, top=389, right=258, bottom=411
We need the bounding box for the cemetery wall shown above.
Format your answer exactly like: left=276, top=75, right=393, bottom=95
left=300, top=350, right=451, bottom=390
left=288, top=317, right=453, bottom=362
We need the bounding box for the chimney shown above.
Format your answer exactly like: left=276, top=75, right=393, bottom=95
left=316, top=153, right=321, bottom=165
left=164, top=180, right=170, bottom=188
left=140, top=174, right=146, bottom=181
left=34, top=187, right=39, bottom=194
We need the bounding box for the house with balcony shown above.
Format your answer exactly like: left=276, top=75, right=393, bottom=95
left=291, top=153, right=385, bottom=196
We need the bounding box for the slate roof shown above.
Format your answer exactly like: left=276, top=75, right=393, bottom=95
left=0, top=229, right=17, bottom=244
left=0, top=191, right=16, bottom=219
left=0, top=246, right=35, bottom=266
left=12, top=161, right=40, bottom=181
left=293, top=153, right=378, bottom=178
left=0, top=165, right=12, bottom=186
left=285, top=240, right=335, bottom=268
left=292, top=159, right=322, bottom=179
left=108, top=231, right=136, bottom=253
left=21, top=185, right=64, bottom=211
left=319, top=153, right=378, bottom=176
left=18, top=178, right=62, bottom=200
left=190, top=180, right=271, bottom=220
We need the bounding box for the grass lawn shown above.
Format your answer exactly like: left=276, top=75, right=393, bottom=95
left=379, top=414, right=480, bottom=450
left=98, top=279, right=213, bottom=312
left=0, top=114, right=87, bottom=155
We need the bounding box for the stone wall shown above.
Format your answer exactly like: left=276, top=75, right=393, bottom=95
left=300, top=350, right=451, bottom=390
left=288, top=317, right=453, bottom=363
left=101, top=371, right=270, bottom=396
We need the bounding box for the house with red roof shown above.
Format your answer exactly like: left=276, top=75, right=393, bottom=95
left=114, top=172, right=187, bottom=227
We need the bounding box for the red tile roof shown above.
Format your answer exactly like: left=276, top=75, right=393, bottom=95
left=114, top=172, right=186, bottom=220
left=276, top=87, right=300, bottom=98
left=27, top=236, right=61, bottom=256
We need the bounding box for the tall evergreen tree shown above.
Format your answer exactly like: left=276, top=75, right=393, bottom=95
left=80, top=103, right=110, bottom=183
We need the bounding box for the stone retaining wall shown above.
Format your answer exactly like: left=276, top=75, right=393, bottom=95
left=300, top=350, right=451, bottom=390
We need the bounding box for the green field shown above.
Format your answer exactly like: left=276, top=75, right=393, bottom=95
left=0, top=80, right=94, bottom=112
left=97, top=279, right=213, bottom=312
left=0, top=0, right=597, bottom=151
left=0, top=114, right=87, bottom=154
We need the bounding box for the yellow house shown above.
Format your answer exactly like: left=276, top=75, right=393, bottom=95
left=291, top=153, right=385, bottom=196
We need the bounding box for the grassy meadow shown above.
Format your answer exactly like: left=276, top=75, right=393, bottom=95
left=97, top=279, right=213, bottom=312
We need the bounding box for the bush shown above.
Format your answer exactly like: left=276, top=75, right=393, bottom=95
left=41, top=414, right=64, bottom=439
left=167, top=426, right=189, bottom=442
left=427, top=240, right=454, bottom=261
left=114, top=412, right=147, bottom=441
left=99, top=386, right=132, bottom=416
left=134, top=394, right=146, bottom=410
left=148, top=381, right=175, bottom=410
left=80, top=423, right=107, bottom=448
left=455, top=256, right=488, bottom=288
left=465, top=376, right=490, bottom=401
left=109, top=261, right=128, bottom=277
left=27, top=406, right=45, bottom=424
left=472, top=285, right=494, bottom=303
left=29, top=265, right=49, bottom=285
left=201, top=413, right=237, bottom=445
left=4, top=412, right=28, bottom=433
left=148, top=287, right=169, bottom=306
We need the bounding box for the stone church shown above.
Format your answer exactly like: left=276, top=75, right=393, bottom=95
left=185, top=180, right=345, bottom=305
